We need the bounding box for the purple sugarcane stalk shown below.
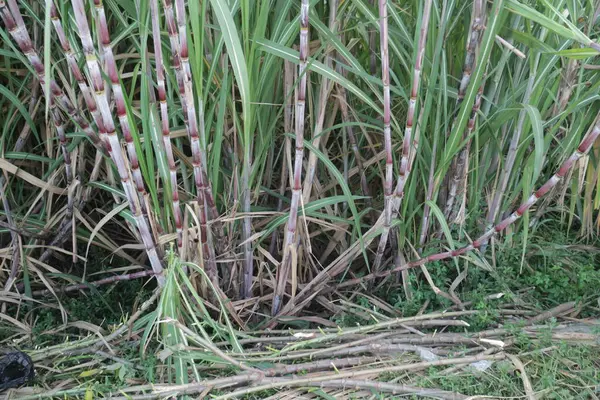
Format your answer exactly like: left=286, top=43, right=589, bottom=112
left=443, top=0, right=485, bottom=221
left=1, top=0, right=103, bottom=150
left=302, top=0, right=336, bottom=203
left=50, top=3, right=104, bottom=142
left=92, top=0, right=148, bottom=207
left=51, top=1, right=106, bottom=214
left=392, top=0, right=433, bottom=201
left=269, top=60, right=294, bottom=258
left=372, top=0, right=393, bottom=273
left=373, top=0, right=433, bottom=272
left=69, top=0, right=165, bottom=284
left=272, top=0, right=309, bottom=315
left=456, top=0, right=484, bottom=110
left=1, top=1, right=74, bottom=226
left=337, top=112, right=600, bottom=288
left=173, top=0, right=218, bottom=222
left=162, top=0, right=218, bottom=283
left=150, top=0, right=183, bottom=249
left=444, top=83, right=485, bottom=222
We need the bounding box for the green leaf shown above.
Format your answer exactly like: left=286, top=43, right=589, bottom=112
left=506, top=0, right=592, bottom=46
left=521, top=104, right=544, bottom=183
left=440, top=0, right=505, bottom=176
left=302, top=139, right=367, bottom=261
left=209, top=0, right=251, bottom=138
left=552, top=48, right=599, bottom=59
left=425, top=200, right=455, bottom=252
left=259, top=195, right=366, bottom=242
left=509, top=29, right=556, bottom=53
left=0, top=84, right=39, bottom=141
left=258, top=38, right=382, bottom=115
left=211, top=67, right=229, bottom=194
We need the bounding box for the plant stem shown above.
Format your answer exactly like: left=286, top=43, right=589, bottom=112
left=163, top=0, right=218, bottom=284
left=149, top=0, right=183, bottom=249
left=373, top=0, right=433, bottom=272
left=273, top=0, right=309, bottom=315
left=339, top=110, right=600, bottom=288
left=70, top=0, right=165, bottom=284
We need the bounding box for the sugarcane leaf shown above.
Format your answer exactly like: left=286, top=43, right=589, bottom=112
left=209, top=0, right=251, bottom=136
left=552, top=48, right=599, bottom=59
left=258, top=39, right=382, bottom=115
left=506, top=0, right=593, bottom=46
left=0, top=84, right=39, bottom=141
left=521, top=104, right=545, bottom=183
left=440, top=0, right=505, bottom=176
left=425, top=200, right=456, bottom=252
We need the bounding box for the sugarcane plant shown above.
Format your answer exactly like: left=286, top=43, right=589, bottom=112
left=373, top=0, right=434, bottom=273
left=272, top=0, right=310, bottom=315
left=1, top=0, right=600, bottom=325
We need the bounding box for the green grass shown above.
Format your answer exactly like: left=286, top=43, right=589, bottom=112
left=332, top=219, right=600, bottom=330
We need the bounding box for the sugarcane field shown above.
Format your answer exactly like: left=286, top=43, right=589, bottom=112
left=1, top=0, right=600, bottom=398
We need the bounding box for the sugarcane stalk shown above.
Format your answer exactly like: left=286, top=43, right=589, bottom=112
left=270, top=0, right=433, bottom=317
left=2, top=1, right=74, bottom=227
left=93, top=0, right=148, bottom=209
left=50, top=3, right=103, bottom=141
left=175, top=0, right=218, bottom=280
left=47, top=12, right=81, bottom=237
left=49, top=3, right=91, bottom=224
left=1, top=0, right=103, bottom=150
left=174, top=0, right=218, bottom=220
left=373, top=0, right=433, bottom=272
left=337, top=111, right=600, bottom=289
left=2, top=2, right=72, bottom=185
left=444, top=83, right=485, bottom=223
left=150, top=0, right=183, bottom=249
left=482, top=26, right=547, bottom=250
left=456, top=0, right=484, bottom=110
left=372, top=0, right=393, bottom=273
left=174, top=0, right=218, bottom=222
left=69, top=0, right=165, bottom=284
left=302, top=0, right=336, bottom=203
left=50, top=2, right=108, bottom=210
left=442, top=0, right=485, bottom=221
left=270, top=104, right=599, bottom=324
left=162, top=0, right=218, bottom=283
left=392, top=0, right=433, bottom=202
left=272, top=0, right=309, bottom=315
left=269, top=60, right=294, bottom=258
